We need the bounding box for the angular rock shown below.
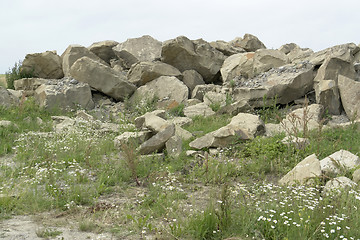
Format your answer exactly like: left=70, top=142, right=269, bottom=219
left=252, top=49, right=288, bottom=74
left=314, top=57, right=356, bottom=83
left=138, top=124, right=175, bottom=155
left=70, top=57, right=136, bottom=101
left=0, top=87, right=19, bottom=108
left=324, top=176, right=357, bottom=194
left=281, top=104, right=324, bottom=134
left=230, top=34, right=266, bottom=52
left=279, top=43, right=299, bottom=54
left=113, top=35, right=162, bottom=68
left=183, top=103, right=215, bottom=118
left=161, top=36, right=226, bottom=83
left=34, top=79, right=94, bottom=110
left=287, top=47, right=313, bottom=63
left=233, top=62, right=314, bottom=106
left=169, top=117, right=192, bottom=127
left=191, top=84, right=221, bottom=101
left=114, top=131, right=152, bottom=148
left=315, top=80, right=341, bottom=115
left=21, top=51, right=64, bottom=79
left=320, top=150, right=360, bottom=176
left=130, top=76, right=188, bottom=106
left=229, top=113, right=265, bottom=138
left=216, top=99, right=251, bottom=116
left=143, top=115, right=170, bottom=133
left=88, top=40, right=119, bottom=64
left=308, top=43, right=359, bottom=66
left=127, top=61, right=182, bottom=86
left=210, top=40, right=245, bottom=56
left=182, top=70, right=205, bottom=95
left=14, top=78, right=48, bottom=92
left=221, top=52, right=256, bottom=82
left=338, top=75, right=360, bottom=120
left=134, top=110, right=166, bottom=129
left=166, top=135, right=183, bottom=157
left=174, top=125, right=193, bottom=141
left=279, top=154, right=321, bottom=185
left=62, top=44, right=107, bottom=77
left=203, top=92, right=227, bottom=108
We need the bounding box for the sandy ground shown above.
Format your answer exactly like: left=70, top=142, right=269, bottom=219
left=0, top=215, right=115, bottom=240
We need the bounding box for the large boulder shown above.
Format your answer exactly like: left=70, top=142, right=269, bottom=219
left=182, top=70, right=205, bottom=96
left=320, top=150, right=360, bottom=176
left=161, top=36, right=226, bottom=83
left=221, top=52, right=256, bottom=82
left=189, top=113, right=264, bottom=149
left=323, top=176, right=357, bottom=194
left=221, top=49, right=288, bottom=83
left=287, top=47, right=314, bottom=63
left=130, top=76, right=188, bottom=106
left=233, top=62, right=314, bottom=106
left=307, top=43, right=359, bottom=66
left=230, top=34, right=266, bottom=52
left=0, top=87, right=19, bottom=107
left=191, top=84, right=221, bottom=101
left=14, top=78, right=48, bottom=96
left=315, top=80, right=341, bottom=115
left=134, top=110, right=166, bottom=129
left=88, top=40, right=119, bottom=64
left=114, top=131, right=152, bottom=148
left=62, top=44, right=107, bottom=77
left=183, top=102, right=215, bottom=118
left=138, top=124, right=175, bottom=155
left=69, top=57, right=136, bottom=101
left=21, top=51, right=64, bottom=79
left=127, top=61, right=182, bottom=86
left=279, top=43, right=299, bottom=54
left=112, top=35, right=162, bottom=68
left=279, top=154, right=321, bottom=185
left=34, top=79, right=94, bottom=110
left=338, top=75, right=360, bottom=120
left=209, top=40, right=245, bottom=56
left=314, top=57, right=356, bottom=83
left=252, top=49, right=288, bottom=74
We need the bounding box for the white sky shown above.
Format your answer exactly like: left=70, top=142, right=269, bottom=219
left=1, top=0, right=360, bottom=73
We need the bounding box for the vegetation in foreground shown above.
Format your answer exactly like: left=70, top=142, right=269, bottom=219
left=1, top=99, right=360, bottom=240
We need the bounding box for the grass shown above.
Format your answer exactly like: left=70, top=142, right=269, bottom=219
left=1, top=98, right=360, bottom=239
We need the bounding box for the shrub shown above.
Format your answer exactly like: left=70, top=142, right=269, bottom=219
left=5, top=60, right=34, bottom=89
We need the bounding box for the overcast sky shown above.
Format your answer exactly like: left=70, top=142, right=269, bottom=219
left=1, top=0, right=360, bottom=73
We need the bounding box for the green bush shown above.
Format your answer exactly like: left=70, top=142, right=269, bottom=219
left=5, top=60, right=33, bottom=89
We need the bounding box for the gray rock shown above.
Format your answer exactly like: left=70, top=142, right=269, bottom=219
left=161, top=36, right=226, bottom=83
left=230, top=34, right=266, bottom=52
left=252, top=49, right=288, bottom=75
left=127, top=61, right=182, bottom=86
left=210, top=40, right=245, bottom=56
left=229, top=113, right=265, bottom=138
left=169, top=117, right=193, bottom=127
left=279, top=154, right=321, bottom=185
left=113, top=35, right=162, bottom=68
left=138, top=124, right=175, bottom=155
left=324, top=176, right=357, bottom=194
left=287, top=47, right=314, bottom=63
left=338, top=75, right=360, bottom=120
left=114, top=131, right=152, bottom=148
left=130, top=76, right=188, bottom=106
left=281, top=136, right=310, bottom=150
left=34, top=79, right=94, bottom=110
left=166, top=135, right=183, bottom=157
left=0, top=87, right=19, bottom=107
left=143, top=114, right=170, bottom=133
left=279, top=43, right=299, bottom=54
left=352, top=168, right=360, bottom=183
left=308, top=43, right=359, bottom=66
left=315, top=80, right=341, bottom=115
left=21, top=51, right=64, bottom=79
left=320, top=150, right=360, bottom=176
left=314, top=57, right=356, bottom=84
left=70, top=57, right=136, bottom=101
left=221, top=52, right=256, bottom=82
left=88, top=40, right=119, bottom=64
left=203, top=92, right=227, bottom=108
left=183, top=103, right=215, bottom=118
left=182, top=70, right=205, bottom=96
left=62, top=44, right=108, bottom=77
left=191, top=84, right=221, bottom=101
left=134, top=110, right=167, bottom=129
